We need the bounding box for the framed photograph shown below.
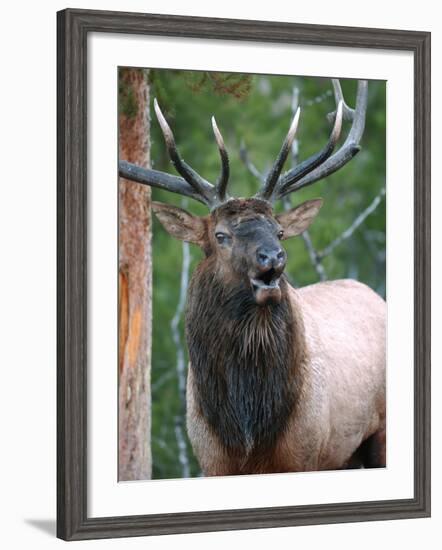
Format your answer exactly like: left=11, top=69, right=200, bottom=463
left=57, top=8, right=431, bottom=541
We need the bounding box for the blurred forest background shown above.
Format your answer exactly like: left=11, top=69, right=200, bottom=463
left=120, top=69, right=386, bottom=480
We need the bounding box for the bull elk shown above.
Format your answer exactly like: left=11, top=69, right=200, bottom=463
left=119, top=79, right=386, bottom=475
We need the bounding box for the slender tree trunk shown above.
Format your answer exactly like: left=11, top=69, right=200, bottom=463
left=118, top=68, right=152, bottom=481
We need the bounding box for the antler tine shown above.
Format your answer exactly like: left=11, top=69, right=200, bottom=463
left=327, top=79, right=355, bottom=123
left=257, top=107, right=301, bottom=201
left=153, top=98, right=214, bottom=205
left=211, top=116, right=230, bottom=202
left=118, top=160, right=210, bottom=206
left=277, top=80, right=368, bottom=198
left=275, top=99, right=344, bottom=200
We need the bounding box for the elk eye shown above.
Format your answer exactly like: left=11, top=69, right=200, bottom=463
left=215, top=232, right=229, bottom=244
left=277, top=230, right=284, bottom=240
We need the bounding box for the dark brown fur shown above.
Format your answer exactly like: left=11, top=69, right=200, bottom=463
left=186, top=258, right=307, bottom=470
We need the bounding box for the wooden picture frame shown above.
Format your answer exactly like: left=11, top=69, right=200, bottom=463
left=57, top=8, right=431, bottom=541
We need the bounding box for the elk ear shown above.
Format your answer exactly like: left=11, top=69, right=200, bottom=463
left=276, top=199, right=323, bottom=239
left=151, top=202, right=206, bottom=245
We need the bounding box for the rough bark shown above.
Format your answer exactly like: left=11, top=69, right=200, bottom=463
left=118, top=68, right=152, bottom=481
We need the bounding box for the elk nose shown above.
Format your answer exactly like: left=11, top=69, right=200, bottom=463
left=256, top=247, right=286, bottom=270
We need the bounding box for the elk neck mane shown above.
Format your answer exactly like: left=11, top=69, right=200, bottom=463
left=185, top=259, right=307, bottom=458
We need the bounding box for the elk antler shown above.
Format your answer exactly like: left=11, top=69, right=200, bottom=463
left=118, top=99, right=231, bottom=208
left=259, top=106, right=301, bottom=200
left=119, top=80, right=368, bottom=209
left=212, top=116, right=230, bottom=203
left=255, top=79, right=368, bottom=203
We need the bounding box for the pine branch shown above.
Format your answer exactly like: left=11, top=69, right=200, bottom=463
left=288, top=86, right=327, bottom=281
left=317, top=188, right=386, bottom=260
left=170, top=210, right=192, bottom=478
left=174, top=418, right=191, bottom=479
left=239, top=140, right=266, bottom=183
left=301, top=231, right=327, bottom=281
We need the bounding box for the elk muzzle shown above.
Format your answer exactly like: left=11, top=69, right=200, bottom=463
left=250, top=245, right=286, bottom=306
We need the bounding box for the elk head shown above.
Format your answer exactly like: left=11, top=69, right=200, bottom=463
left=152, top=197, right=323, bottom=305
left=119, top=80, right=368, bottom=306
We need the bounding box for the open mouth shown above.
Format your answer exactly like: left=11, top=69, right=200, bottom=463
left=250, top=268, right=280, bottom=291
left=250, top=269, right=282, bottom=305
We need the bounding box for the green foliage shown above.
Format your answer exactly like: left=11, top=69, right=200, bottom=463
left=182, top=71, right=253, bottom=99
left=143, top=70, right=386, bottom=479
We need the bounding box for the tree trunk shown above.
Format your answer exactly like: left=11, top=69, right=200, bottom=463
left=118, top=68, right=152, bottom=481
